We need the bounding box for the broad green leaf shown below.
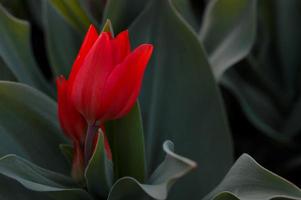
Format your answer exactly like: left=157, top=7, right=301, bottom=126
left=103, top=0, right=150, bottom=33
left=200, top=0, right=257, bottom=79
left=0, top=81, right=68, bottom=173
left=0, top=0, right=29, bottom=19
left=85, top=132, right=113, bottom=198
left=0, top=174, right=52, bottom=200
left=108, top=141, right=196, bottom=200
left=129, top=0, right=233, bottom=198
left=0, top=57, right=16, bottom=81
left=0, top=154, right=93, bottom=200
left=78, top=0, right=106, bottom=28
left=221, top=0, right=301, bottom=142
left=43, top=0, right=82, bottom=77
left=0, top=4, right=52, bottom=95
left=105, top=102, right=146, bottom=183
left=172, top=0, right=201, bottom=30
left=203, top=154, right=301, bottom=200
left=48, top=0, right=90, bottom=32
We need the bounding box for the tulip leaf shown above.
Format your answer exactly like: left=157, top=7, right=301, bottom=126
left=220, top=0, right=301, bottom=142
left=171, top=0, right=201, bottom=30
left=0, top=4, right=52, bottom=95
left=85, top=132, right=113, bottom=198
left=103, top=0, right=150, bottom=33
left=43, top=0, right=82, bottom=77
left=78, top=0, right=106, bottom=28
left=0, top=81, right=68, bottom=174
left=107, top=140, right=196, bottom=200
left=203, top=154, right=301, bottom=200
left=0, top=154, right=93, bottom=200
left=59, top=144, right=73, bottom=165
left=0, top=58, right=16, bottom=81
left=199, top=0, right=257, bottom=79
left=48, top=0, right=90, bottom=32
left=0, top=174, right=53, bottom=200
left=105, top=102, right=146, bottom=183
left=129, top=0, right=233, bottom=198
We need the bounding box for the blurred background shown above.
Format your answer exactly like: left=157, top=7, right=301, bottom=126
left=1, top=0, right=301, bottom=188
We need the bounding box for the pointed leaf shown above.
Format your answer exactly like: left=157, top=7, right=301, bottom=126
left=85, top=132, right=113, bottom=198
left=200, top=0, right=257, bottom=79
left=108, top=141, right=196, bottom=200
left=106, top=102, right=146, bottom=182
left=103, top=0, right=150, bottom=33
left=203, top=154, right=301, bottom=200
left=49, top=0, right=90, bottom=32
left=0, top=4, right=52, bottom=95
left=0, top=81, right=68, bottom=173
left=0, top=154, right=92, bottom=200
left=43, top=0, right=82, bottom=77
left=129, top=0, right=233, bottom=197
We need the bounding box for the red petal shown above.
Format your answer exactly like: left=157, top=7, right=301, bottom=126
left=68, top=25, right=98, bottom=97
left=71, top=32, right=114, bottom=123
left=56, top=76, right=87, bottom=144
left=101, top=44, right=153, bottom=120
left=112, top=30, right=131, bottom=65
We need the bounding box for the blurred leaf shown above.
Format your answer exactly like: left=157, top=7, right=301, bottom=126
left=200, top=0, right=257, bottom=79
left=48, top=0, right=90, bottom=32
left=221, top=0, right=301, bottom=142
left=106, top=103, right=146, bottom=183
left=103, top=0, right=150, bottom=33
left=59, top=144, right=73, bottom=165
left=85, top=132, right=113, bottom=198
left=0, top=174, right=52, bottom=200
left=108, top=141, right=196, bottom=200
left=172, top=0, right=200, bottom=30
left=78, top=0, right=106, bottom=28
left=0, top=58, right=16, bottom=81
left=0, top=154, right=93, bottom=200
left=26, top=0, right=43, bottom=28
left=203, top=154, right=301, bottom=200
left=0, top=81, right=68, bottom=173
left=0, top=0, right=29, bottom=19
left=0, top=4, right=52, bottom=95
left=128, top=0, right=233, bottom=198
left=43, top=0, right=82, bottom=77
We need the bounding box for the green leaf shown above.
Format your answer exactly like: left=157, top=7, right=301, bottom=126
left=0, top=175, right=52, bottom=200
left=129, top=0, right=233, bottom=198
left=220, top=0, right=301, bottom=142
left=0, top=4, right=53, bottom=95
left=0, top=154, right=93, bottom=200
left=59, top=144, right=73, bottom=165
left=85, top=132, right=113, bottom=198
left=43, top=0, right=82, bottom=77
left=0, top=57, right=16, bottom=81
left=78, top=0, right=106, bottom=28
left=203, top=154, right=301, bottom=200
left=105, top=102, right=146, bottom=183
left=200, top=0, right=257, bottom=79
left=0, top=81, right=68, bottom=173
left=108, top=141, right=196, bottom=200
left=171, top=0, right=201, bottom=30
left=103, top=0, right=150, bottom=33
left=48, top=0, right=90, bottom=32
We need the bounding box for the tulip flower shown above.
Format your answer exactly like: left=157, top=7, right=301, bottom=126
left=56, top=25, right=153, bottom=180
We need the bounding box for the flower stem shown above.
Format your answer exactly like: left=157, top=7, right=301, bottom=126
left=84, top=123, right=98, bottom=166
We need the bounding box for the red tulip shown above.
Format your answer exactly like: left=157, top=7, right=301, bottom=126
left=69, top=25, right=153, bottom=125
left=56, top=25, right=153, bottom=181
